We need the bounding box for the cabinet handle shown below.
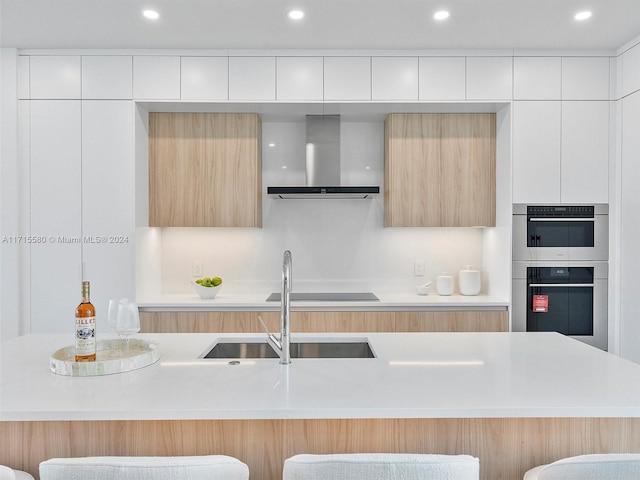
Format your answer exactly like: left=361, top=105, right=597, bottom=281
left=528, top=283, right=595, bottom=288
left=528, top=218, right=594, bottom=222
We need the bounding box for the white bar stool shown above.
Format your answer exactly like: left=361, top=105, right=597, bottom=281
left=39, top=455, right=249, bottom=480
left=283, top=453, right=480, bottom=480
left=0, top=466, right=35, bottom=480
left=524, top=454, right=640, bottom=479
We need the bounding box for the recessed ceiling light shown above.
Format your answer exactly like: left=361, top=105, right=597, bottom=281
left=288, top=10, right=304, bottom=20
left=434, top=10, right=450, bottom=20
left=143, top=9, right=160, bottom=20
left=268, top=143, right=276, bottom=147
left=574, top=10, right=592, bottom=21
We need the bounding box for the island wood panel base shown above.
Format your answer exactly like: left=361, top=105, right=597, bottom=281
left=3, top=417, right=640, bottom=480
left=140, top=311, right=508, bottom=333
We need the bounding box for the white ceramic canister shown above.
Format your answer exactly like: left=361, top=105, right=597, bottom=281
left=458, top=265, right=481, bottom=296
left=436, top=273, right=454, bottom=296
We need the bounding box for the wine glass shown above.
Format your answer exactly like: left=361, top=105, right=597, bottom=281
left=116, top=301, right=140, bottom=351
left=107, top=298, right=128, bottom=332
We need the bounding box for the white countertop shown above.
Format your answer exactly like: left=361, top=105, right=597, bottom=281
left=137, top=292, right=509, bottom=311
left=3, top=332, right=640, bottom=422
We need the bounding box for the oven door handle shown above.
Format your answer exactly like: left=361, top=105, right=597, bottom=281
left=528, top=218, right=595, bottom=222
left=528, top=283, right=595, bottom=288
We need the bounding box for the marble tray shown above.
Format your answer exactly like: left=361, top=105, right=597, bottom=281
left=50, top=338, right=160, bottom=376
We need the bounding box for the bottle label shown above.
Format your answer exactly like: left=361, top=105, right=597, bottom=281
left=76, top=316, right=96, bottom=355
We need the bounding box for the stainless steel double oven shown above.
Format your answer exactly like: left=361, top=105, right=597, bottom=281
left=512, top=205, right=609, bottom=350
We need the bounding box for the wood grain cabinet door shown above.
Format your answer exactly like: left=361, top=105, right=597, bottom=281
left=384, top=113, right=496, bottom=227
left=205, top=113, right=262, bottom=227
left=149, top=112, right=262, bottom=227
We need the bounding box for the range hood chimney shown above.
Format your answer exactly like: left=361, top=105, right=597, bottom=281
left=267, top=115, right=380, bottom=199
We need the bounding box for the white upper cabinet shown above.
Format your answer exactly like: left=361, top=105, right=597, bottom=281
left=229, top=56, right=276, bottom=101
left=513, top=57, right=561, bottom=100
left=82, top=56, right=133, bottom=99
left=513, top=100, right=610, bottom=204
left=622, top=44, right=640, bottom=98
left=418, top=57, right=465, bottom=100
left=18, top=55, right=29, bottom=99
left=560, top=101, right=609, bottom=203
left=181, top=56, right=229, bottom=100
left=133, top=56, right=180, bottom=99
left=466, top=57, right=513, bottom=100
left=562, top=57, right=610, bottom=100
left=372, top=57, right=418, bottom=100
left=512, top=101, right=562, bottom=203
left=324, top=57, right=371, bottom=101
left=30, top=56, right=81, bottom=99
left=276, top=57, right=323, bottom=101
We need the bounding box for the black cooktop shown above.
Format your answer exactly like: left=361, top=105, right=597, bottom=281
left=266, top=292, right=380, bottom=302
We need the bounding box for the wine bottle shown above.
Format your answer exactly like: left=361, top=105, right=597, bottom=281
left=75, top=281, right=96, bottom=362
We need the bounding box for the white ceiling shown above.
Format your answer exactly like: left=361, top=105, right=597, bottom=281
left=1, top=0, right=640, bottom=52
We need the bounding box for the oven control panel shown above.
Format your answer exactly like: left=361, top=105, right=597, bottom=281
left=527, top=205, right=594, bottom=217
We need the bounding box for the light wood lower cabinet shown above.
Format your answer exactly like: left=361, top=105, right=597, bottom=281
left=139, top=311, right=278, bottom=333
left=140, top=310, right=507, bottom=333
left=394, top=311, right=508, bottom=332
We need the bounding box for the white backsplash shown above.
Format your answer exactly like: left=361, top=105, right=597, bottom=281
left=158, top=225, right=484, bottom=294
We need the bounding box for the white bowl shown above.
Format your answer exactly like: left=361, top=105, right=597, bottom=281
left=191, top=281, right=221, bottom=299
left=416, top=285, right=430, bottom=295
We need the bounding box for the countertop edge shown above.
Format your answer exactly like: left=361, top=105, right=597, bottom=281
left=137, top=294, right=510, bottom=312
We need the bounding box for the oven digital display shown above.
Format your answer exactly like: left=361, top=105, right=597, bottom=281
left=550, top=268, right=569, bottom=278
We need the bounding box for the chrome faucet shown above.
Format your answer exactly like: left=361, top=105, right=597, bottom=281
left=259, top=250, right=292, bottom=364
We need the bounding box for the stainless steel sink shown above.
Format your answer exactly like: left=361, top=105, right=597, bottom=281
left=203, top=340, right=376, bottom=359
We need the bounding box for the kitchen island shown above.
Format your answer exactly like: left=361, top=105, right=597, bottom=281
left=2, top=332, right=640, bottom=479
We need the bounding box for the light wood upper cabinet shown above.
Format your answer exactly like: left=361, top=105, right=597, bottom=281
left=384, top=113, right=496, bottom=227
left=149, top=113, right=262, bottom=227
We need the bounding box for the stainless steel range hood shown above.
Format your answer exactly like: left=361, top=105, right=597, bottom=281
left=267, top=115, right=380, bottom=199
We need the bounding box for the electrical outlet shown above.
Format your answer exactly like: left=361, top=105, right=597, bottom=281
left=414, top=260, right=425, bottom=276
left=192, top=261, right=203, bottom=277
